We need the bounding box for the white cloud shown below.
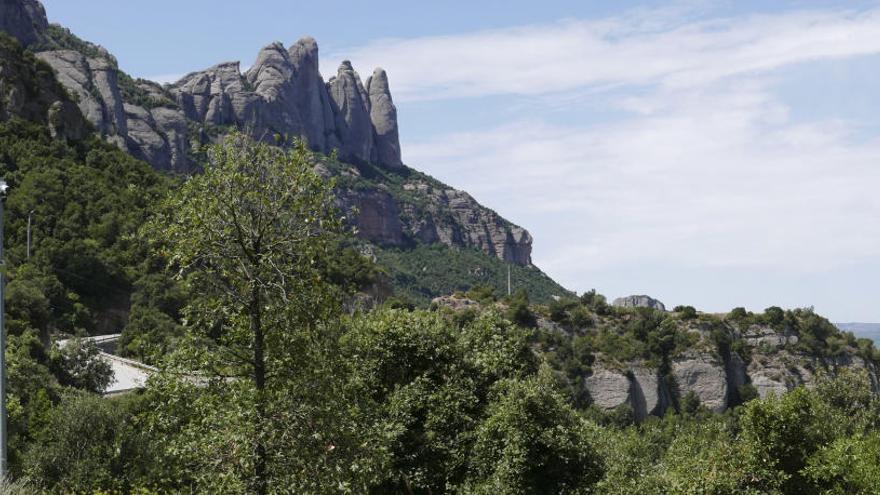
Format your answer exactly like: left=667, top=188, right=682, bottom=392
left=332, top=4, right=880, bottom=318
left=330, top=6, right=880, bottom=102
left=404, top=80, right=880, bottom=278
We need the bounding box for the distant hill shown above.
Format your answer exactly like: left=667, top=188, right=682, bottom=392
left=836, top=322, right=880, bottom=343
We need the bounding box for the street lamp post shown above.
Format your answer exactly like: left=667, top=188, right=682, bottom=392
left=26, top=209, right=34, bottom=261
left=0, top=179, right=8, bottom=479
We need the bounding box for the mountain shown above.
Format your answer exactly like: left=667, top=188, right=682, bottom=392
left=1, top=0, right=565, bottom=303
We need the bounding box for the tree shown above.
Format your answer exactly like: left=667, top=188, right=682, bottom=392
left=506, top=288, right=536, bottom=328
left=462, top=368, right=604, bottom=494
left=52, top=337, right=112, bottom=393
left=148, top=134, right=365, bottom=493
left=22, top=391, right=153, bottom=493
left=673, top=305, right=697, bottom=320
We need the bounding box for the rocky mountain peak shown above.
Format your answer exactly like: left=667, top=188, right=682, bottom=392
left=289, top=36, right=319, bottom=71
left=366, top=67, right=402, bottom=168
left=328, top=60, right=373, bottom=163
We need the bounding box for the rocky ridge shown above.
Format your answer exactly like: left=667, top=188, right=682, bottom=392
left=582, top=317, right=880, bottom=419
left=612, top=295, right=666, bottom=311
left=0, top=0, right=534, bottom=266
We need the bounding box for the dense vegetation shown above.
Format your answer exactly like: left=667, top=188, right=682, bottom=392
left=376, top=244, right=568, bottom=306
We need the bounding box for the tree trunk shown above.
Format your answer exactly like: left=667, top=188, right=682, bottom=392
left=251, top=283, right=268, bottom=495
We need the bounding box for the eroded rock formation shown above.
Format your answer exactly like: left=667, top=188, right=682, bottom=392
left=0, top=0, right=535, bottom=266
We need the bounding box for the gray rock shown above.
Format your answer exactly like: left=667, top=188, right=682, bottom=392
left=396, top=180, right=533, bottom=265
left=630, top=366, right=666, bottom=420
left=87, top=56, right=127, bottom=137
left=743, top=325, right=797, bottom=348
left=150, top=106, right=190, bottom=174
left=431, top=295, right=480, bottom=311
left=46, top=99, right=87, bottom=141
left=245, top=42, right=300, bottom=137
left=124, top=103, right=171, bottom=169
left=0, top=0, right=47, bottom=46
left=366, top=68, right=402, bottom=168
left=672, top=353, right=728, bottom=412
left=749, top=372, right=789, bottom=399
left=613, top=295, right=666, bottom=311
left=585, top=368, right=631, bottom=411
left=36, top=50, right=107, bottom=132
left=172, top=61, right=255, bottom=126
left=289, top=36, right=335, bottom=151
left=328, top=60, right=374, bottom=163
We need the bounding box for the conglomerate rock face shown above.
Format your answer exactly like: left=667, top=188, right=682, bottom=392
left=613, top=295, right=667, bottom=311
left=0, top=0, right=534, bottom=266
left=582, top=319, right=880, bottom=419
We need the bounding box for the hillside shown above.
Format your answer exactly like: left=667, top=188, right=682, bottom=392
left=435, top=293, right=880, bottom=418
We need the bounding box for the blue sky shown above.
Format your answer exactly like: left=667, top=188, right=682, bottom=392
left=41, top=0, right=880, bottom=322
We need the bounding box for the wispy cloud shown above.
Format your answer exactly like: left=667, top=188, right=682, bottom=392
left=333, top=4, right=880, bottom=319
left=405, top=79, right=880, bottom=275
left=332, top=6, right=880, bottom=102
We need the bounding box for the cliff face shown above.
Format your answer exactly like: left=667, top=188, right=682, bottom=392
left=582, top=318, right=880, bottom=419
left=0, top=0, right=535, bottom=266
left=0, top=34, right=87, bottom=140
left=0, top=0, right=45, bottom=47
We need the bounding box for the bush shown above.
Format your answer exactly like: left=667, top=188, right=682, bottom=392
left=506, top=289, right=536, bottom=328
left=673, top=305, right=697, bottom=320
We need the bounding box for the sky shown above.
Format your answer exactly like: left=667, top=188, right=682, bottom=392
left=40, top=0, right=880, bottom=322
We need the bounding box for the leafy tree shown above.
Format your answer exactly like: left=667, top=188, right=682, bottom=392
left=763, top=306, right=785, bottom=327
left=506, top=288, right=536, bottom=328
left=462, top=368, right=604, bottom=494
left=342, top=309, right=538, bottom=493
left=804, top=432, right=880, bottom=493
left=739, top=387, right=834, bottom=493
left=727, top=307, right=749, bottom=321
left=146, top=134, right=371, bottom=493
left=467, top=284, right=497, bottom=304
left=51, top=337, right=112, bottom=393
left=673, top=305, right=697, bottom=320
left=581, top=289, right=610, bottom=315
left=22, top=391, right=154, bottom=493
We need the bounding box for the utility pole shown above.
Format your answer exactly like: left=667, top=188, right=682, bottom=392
left=0, top=180, right=8, bottom=478
left=26, top=209, right=33, bottom=261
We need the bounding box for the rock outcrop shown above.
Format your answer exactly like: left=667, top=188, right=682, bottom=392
left=398, top=181, right=533, bottom=264
left=613, top=295, right=666, bottom=311
left=672, top=352, right=728, bottom=412
left=35, top=49, right=190, bottom=173
left=328, top=60, right=374, bottom=163
left=0, top=35, right=87, bottom=141
left=576, top=313, right=880, bottom=420
left=366, top=68, right=402, bottom=168
left=585, top=368, right=632, bottom=411
left=0, top=0, right=46, bottom=47
left=584, top=364, right=670, bottom=421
